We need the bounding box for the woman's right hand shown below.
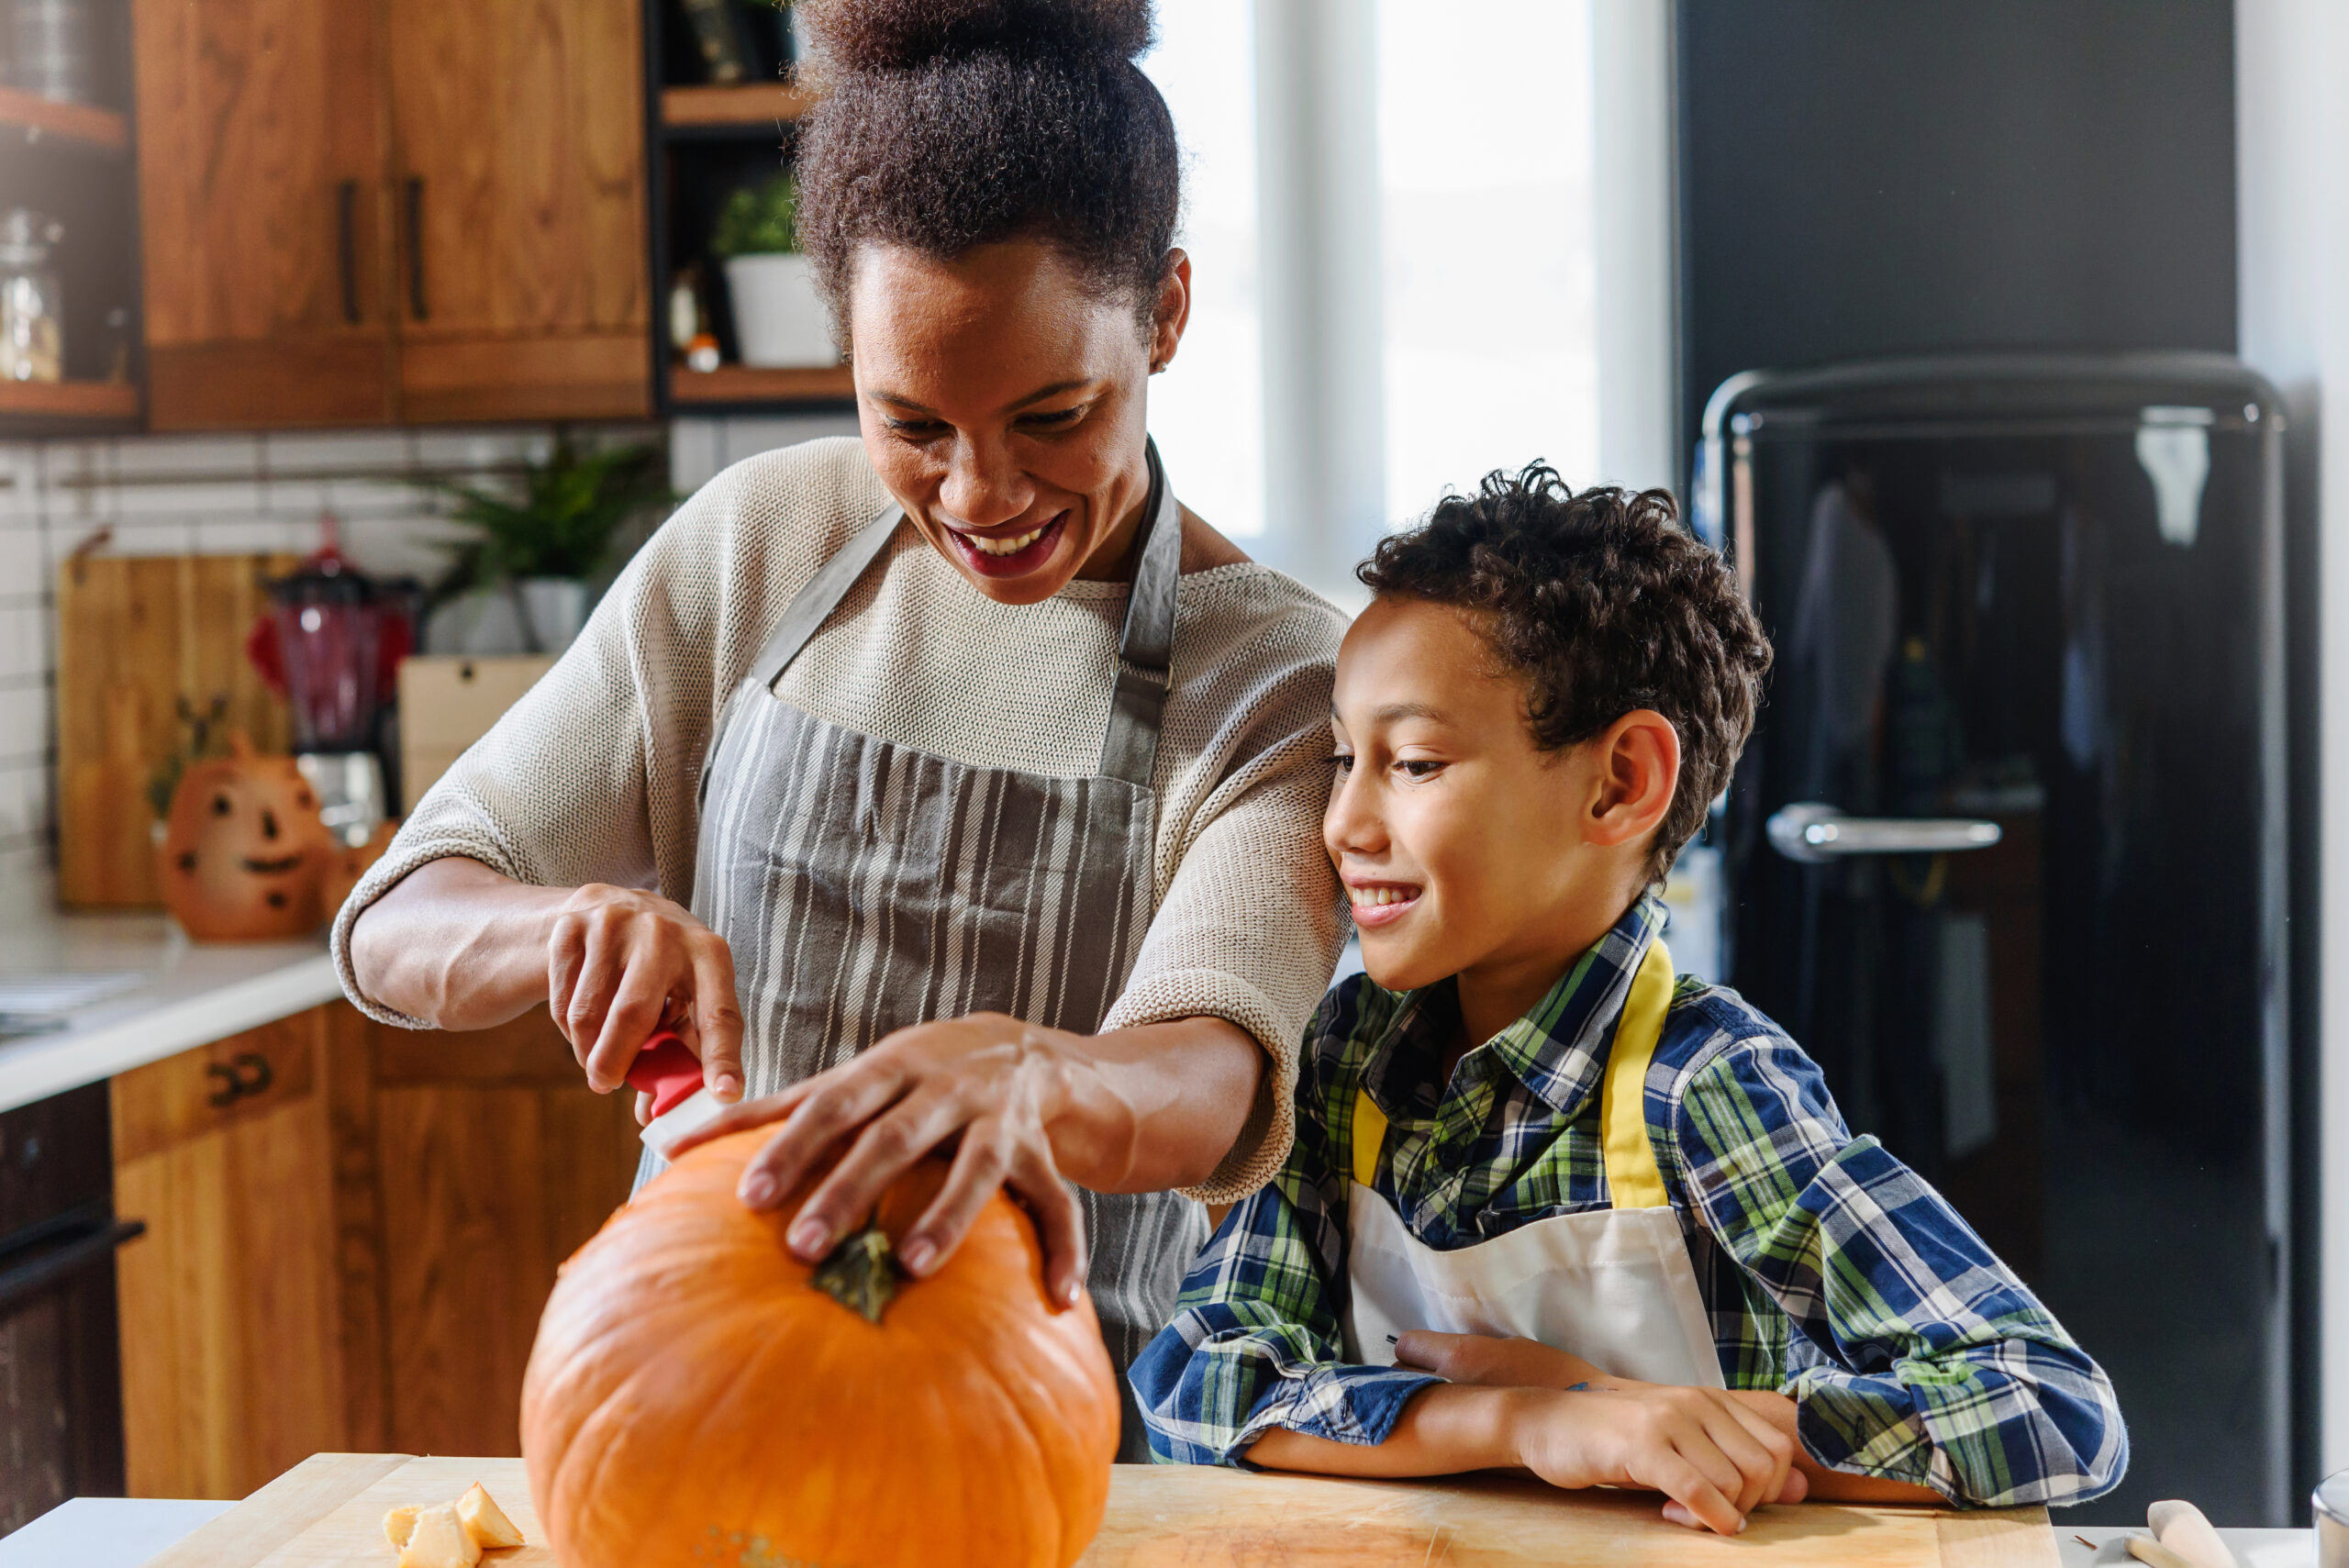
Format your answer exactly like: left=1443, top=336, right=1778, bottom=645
left=546, top=883, right=745, bottom=1106
left=1509, top=1384, right=1804, bottom=1536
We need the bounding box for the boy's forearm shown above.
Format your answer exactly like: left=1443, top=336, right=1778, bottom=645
left=1728, top=1392, right=1942, bottom=1505
left=1243, top=1385, right=1531, bottom=1477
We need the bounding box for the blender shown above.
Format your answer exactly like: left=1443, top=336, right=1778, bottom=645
left=246, top=544, right=412, bottom=846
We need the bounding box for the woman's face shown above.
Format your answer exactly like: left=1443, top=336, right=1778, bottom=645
left=847, top=238, right=1188, bottom=606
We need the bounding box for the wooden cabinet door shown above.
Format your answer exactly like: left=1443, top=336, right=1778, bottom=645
left=110, top=1010, right=343, bottom=1498
left=131, top=0, right=395, bottom=429
left=366, top=1009, right=640, bottom=1456
left=110, top=1002, right=640, bottom=1492
left=382, top=0, right=652, bottom=421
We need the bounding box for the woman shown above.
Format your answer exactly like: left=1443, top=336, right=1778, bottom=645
left=336, top=0, right=1344, bottom=1455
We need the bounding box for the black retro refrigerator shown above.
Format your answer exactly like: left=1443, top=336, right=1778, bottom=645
left=1690, top=354, right=2290, bottom=1523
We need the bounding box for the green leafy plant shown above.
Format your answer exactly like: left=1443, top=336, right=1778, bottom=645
left=419, top=432, right=673, bottom=598
left=709, top=174, right=802, bottom=258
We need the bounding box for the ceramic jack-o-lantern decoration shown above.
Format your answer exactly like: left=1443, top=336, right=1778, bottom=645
left=157, top=734, right=336, bottom=940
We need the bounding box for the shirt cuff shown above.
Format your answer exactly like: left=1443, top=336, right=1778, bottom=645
left=328, top=828, right=527, bottom=1030
left=1100, top=967, right=1304, bottom=1206
left=1226, top=1364, right=1444, bottom=1468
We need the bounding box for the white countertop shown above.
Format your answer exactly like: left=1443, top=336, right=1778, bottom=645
left=0, top=1499, right=230, bottom=1567
left=0, top=910, right=342, bottom=1113
left=2058, top=1523, right=2310, bottom=1565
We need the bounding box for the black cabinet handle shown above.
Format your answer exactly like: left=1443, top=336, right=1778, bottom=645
left=405, top=176, right=429, bottom=320
left=337, top=179, right=360, bottom=324
left=206, top=1052, right=274, bottom=1107
left=0, top=1218, right=145, bottom=1310
left=232, top=1051, right=273, bottom=1096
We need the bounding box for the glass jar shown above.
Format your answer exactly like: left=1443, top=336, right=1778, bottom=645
left=0, top=208, right=63, bottom=384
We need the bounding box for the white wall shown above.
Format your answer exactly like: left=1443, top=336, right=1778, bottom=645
left=2237, top=0, right=2349, bottom=1473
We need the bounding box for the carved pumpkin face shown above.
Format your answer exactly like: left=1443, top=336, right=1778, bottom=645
left=158, top=740, right=334, bottom=940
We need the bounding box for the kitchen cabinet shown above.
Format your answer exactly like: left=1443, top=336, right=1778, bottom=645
left=111, top=1002, right=639, bottom=1498
left=382, top=0, right=651, bottom=421
left=130, top=0, right=651, bottom=430
left=130, top=0, right=395, bottom=429
left=111, top=1009, right=343, bottom=1498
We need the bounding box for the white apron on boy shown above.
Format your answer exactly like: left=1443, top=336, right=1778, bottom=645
left=1340, top=939, right=1727, bottom=1389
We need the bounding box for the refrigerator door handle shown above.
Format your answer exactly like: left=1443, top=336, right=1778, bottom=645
left=1765, top=802, right=2003, bottom=863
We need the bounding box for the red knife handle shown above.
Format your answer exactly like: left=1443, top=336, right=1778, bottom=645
left=624, top=1030, right=706, bottom=1119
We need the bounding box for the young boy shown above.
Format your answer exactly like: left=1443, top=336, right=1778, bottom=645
left=1132, top=467, right=2125, bottom=1534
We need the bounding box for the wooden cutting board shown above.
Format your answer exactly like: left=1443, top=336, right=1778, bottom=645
left=55, top=551, right=300, bottom=906
left=144, top=1453, right=2058, bottom=1567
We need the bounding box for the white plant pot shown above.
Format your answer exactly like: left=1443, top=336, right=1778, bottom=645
left=517, top=576, right=590, bottom=654
left=724, top=252, right=836, bottom=368
left=425, top=588, right=528, bottom=657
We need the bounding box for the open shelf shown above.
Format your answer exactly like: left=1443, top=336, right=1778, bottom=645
left=0, top=86, right=128, bottom=154
left=661, top=83, right=815, bottom=130
left=670, top=362, right=852, bottom=406
left=0, top=379, right=139, bottom=420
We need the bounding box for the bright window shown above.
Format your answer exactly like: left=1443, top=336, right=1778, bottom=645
left=1141, top=2, right=1266, bottom=539
left=1377, top=0, right=1600, bottom=525
left=1145, top=1, right=1608, bottom=557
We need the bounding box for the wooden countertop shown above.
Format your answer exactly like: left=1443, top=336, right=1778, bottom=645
left=146, top=1453, right=2058, bottom=1566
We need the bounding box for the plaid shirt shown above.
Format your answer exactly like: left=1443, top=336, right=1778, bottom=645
left=1132, top=895, right=2127, bottom=1507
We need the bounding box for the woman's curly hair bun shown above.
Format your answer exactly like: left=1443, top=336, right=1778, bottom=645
left=798, top=0, right=1154, bottom=73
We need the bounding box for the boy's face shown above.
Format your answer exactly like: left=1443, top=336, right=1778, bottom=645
left=1326, top=595, right=1671, bottom=1003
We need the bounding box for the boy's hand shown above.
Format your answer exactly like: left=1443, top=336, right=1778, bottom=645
left=1394, top=1330, right=1629, bottom=1391
left=1508, top=1385, right=1807, bottom=1536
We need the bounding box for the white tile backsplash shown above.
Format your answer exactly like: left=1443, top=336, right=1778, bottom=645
left=0, top=759, right=47, bottom=845
left=0, top=445, right=38, bottom=522
left=0, top=605, right=41, bottom=683
left=95, top=519, right=199, bottom=557
left=670, top=413, right=858, bottom=494
left=0, top=683, right=49, bottom=768
left=260, top=429, right=414, bottom=475
left=0, top=528, right=41, bottom=595
left=110, top=432, right=265, bottom=479
left=111, top=478, right=269, bottom=518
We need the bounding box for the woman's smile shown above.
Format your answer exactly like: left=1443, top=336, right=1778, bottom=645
left=943, top=509, right=1071, bottom=578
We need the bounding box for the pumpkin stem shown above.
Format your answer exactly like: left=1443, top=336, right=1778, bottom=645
left=809, top=1222, right=898, bottom=1323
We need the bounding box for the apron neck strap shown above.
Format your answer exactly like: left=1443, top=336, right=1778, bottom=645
left=1347, top=938, right=1678, bottom=1207
left=750, top=501, right=907, bottom=692
left=1099, top=438, right=1183, bottom=788
left=1597, top=938, right=1676, bottom=1209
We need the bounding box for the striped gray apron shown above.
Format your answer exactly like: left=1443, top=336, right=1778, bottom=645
left=671, top=439, right=1206, bottom=1460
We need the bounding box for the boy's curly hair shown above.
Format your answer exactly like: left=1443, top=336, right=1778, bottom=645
left=1357, top=463, right=1774, bottom=884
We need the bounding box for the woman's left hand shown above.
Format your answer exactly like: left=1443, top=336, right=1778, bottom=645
left=667, top=1012, right=1100, bottom=1309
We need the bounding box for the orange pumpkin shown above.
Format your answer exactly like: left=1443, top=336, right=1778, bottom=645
left=521, top=1132, right=1119, bottom=1568
left=156, top=736, right=336, bottom=940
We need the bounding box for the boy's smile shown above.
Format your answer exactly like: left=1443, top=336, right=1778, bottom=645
left=1327, top=595, right=1682, bottom=1051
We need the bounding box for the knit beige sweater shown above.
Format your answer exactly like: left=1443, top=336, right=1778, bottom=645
left=332, top=437, right=1348, bottom=1202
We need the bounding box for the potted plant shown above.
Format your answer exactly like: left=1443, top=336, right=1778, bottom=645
left=710, top=173, right=836, bottom=368
left=419, top=433, right=673, bottom=655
